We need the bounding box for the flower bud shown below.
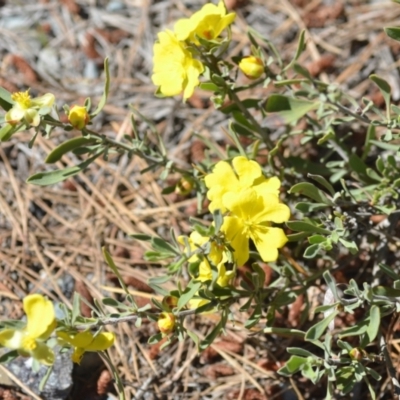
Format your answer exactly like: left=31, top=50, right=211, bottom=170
left=175, top=176, right=195, bottom=195
left=238, top=56, right=264, bottom=80
left=68, top=105, right=90, bottom=130
left=157, top=312, right=176, bottom=335
left=162, top=295, right=179, bottom=310
left=349, top=347, right=366, bottom=361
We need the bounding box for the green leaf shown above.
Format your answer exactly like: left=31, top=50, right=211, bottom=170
left=186, top=329, right=200, bottom=349
left=199, top=312, right=227, bottom=351
left=102, top=247, right=131, bottom=297
left=323, top=271, right=339, bottom=302
left=286, top=221, right=331, bottom=235
left=71, top=292, right=81, bottom=325
left=370, top=74, right=391, bottom=121
left=305, top=311, right=338, bottom=341
left=304, top=243, right=321, bottom=258
left=0, top=350, right=18, bottom=363
left=263, top=327, right=305, bottom=338
left=221, top=99, right=260, bottom=114
left=338, top=319, right=368, bottom=338
left=307, top=174, right=335, bottom=196
left=265, top=94, right=319, bottom=124
left=295, top=202, right=328, bottom=213
left=27, top=151, right=103, bottom=186
left=148, top=332, right=163, bottom=344
left=245, top=303, right=262, bottom=329
left=45, top=137, right=96, bottom=163
left=130, top=234, right=152, bottom=242
left=378, top=263, right=400, bottom=280
left=198, top=82, right=219, bottom=92
left=385, top=26, right=400, bottom=42
left=278, top=355, right=307, bottom=376
left=177, top=281, right=202, bottom=310
left=369, top=139, right=399, bottom=150
left=151, top=237, right=178, bottom=256
left=283, top=30, right=306, bottom=72
left=338, top=238, right=358, bottom=255
left=91, top=58, right=110, bottom=118
left=287, top=231, right=311, bottom=241
left=0, top=87, right=13, bottom=111
left=0, top=123, right=14, bottom=141
left=287, top=347, right=315, bottom=358
left=309, top=235, right=326, bottom=244
left=289, top=182, right=333, bottom=205
left=366, top=305, right=380, bottom=343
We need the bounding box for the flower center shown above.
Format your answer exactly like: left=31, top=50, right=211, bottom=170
left=22, top=336, right=37, bottom=351
left=11, top=90, right=32, bottom=109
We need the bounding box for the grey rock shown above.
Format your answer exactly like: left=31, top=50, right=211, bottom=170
left=7, top=346, right=73, bottom=400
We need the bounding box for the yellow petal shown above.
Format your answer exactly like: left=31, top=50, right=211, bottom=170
left=85, top=332, right=115, bottom=351
left=0, top=329, right=22, bottom=350
left=251, top=227, right=288, bottom=262
left=24, top=294, right=55, bottom=339
left=222, top=216, right=249, bottom=266
left=255, top=193, right=291, bottom=223
left=30, top=342, right=54, bottom=366
left=31, top=93, right=55, bottom=108
left=57, top=330, right=93, bottom=348
left=232, top=156, right=263, bottom=187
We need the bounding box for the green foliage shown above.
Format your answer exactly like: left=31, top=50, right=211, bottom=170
left=3, top=4, right=400, bottom=399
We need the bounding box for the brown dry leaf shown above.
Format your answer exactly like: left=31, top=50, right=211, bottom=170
left=257, top=358, right=281, bottom=372
left=225, top=0, right=248, bottom=10
left=4, top=54, right=38, bottom=85
left=202, top=363, right=235, bottom=379
left=148, top=336, right=168, bottom=360
left=288, top=294, right=303, bottom=328
left=306, top=54, right=336, bottom=77
left=304, top=3, right=345, bottom=28
left=83, top=32, right=101, bottom=60
left=96, top=369, right=112, bottom=395
left=61, top=0, right=81, bottom=14
left=190, top=140, right=206, bottom=163
left=227, top=388, right=267, bottom=400
left=124, top=276, right=153, bottom=293
left=200, top=337, right=244, bottom=364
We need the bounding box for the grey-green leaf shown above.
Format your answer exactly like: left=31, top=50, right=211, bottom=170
left=45, top=136, right=96, bottom=163
left=305, top=311, right=338, bottom=341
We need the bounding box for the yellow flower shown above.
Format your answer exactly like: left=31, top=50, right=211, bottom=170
left=5, top=90, right=55, bottom=127
left=0, top=294, right=56, bottom=365
left=68, top=105, right=90, bottom=130
left=57, top=330, right=115, bottom=364
left=152, top=30, right=204, bottom=100
left=174, top=1, right=236, bottom=43
left=181, top=231, right=233, bottom=287
left=239, top=56, right=264, bottom=79
left=221, top=188, right=290, bottom=266
left=157, top=312, right=176, bottom=335
left=204, top=156, right=281, bottom=213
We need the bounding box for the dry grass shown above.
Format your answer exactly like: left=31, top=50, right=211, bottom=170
left=1, top=0, right=400, bottom=399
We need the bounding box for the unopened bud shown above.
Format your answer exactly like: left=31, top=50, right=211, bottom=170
left=162, top=295, right=179, bottom=310
left=68, top=105, right=90, bottom=130
left=157, top=312, right=175, bottom=334
left=349, top=347, right=366, bottom=361
left=238, top=56, right=264, bottom=79
left=175, top=176, right=195, bottom=195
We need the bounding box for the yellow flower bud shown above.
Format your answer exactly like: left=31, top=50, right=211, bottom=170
left=68, top=105, right=90, bottom=130
left=162, top=295, right=179, bottom=310
left=157, top=312, right=176, bottom=335
left=238, top=56, right=264, bottom=80
left=175, top=176, right=195, bottom=195
left=349, top=347, right=367, bottom=361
